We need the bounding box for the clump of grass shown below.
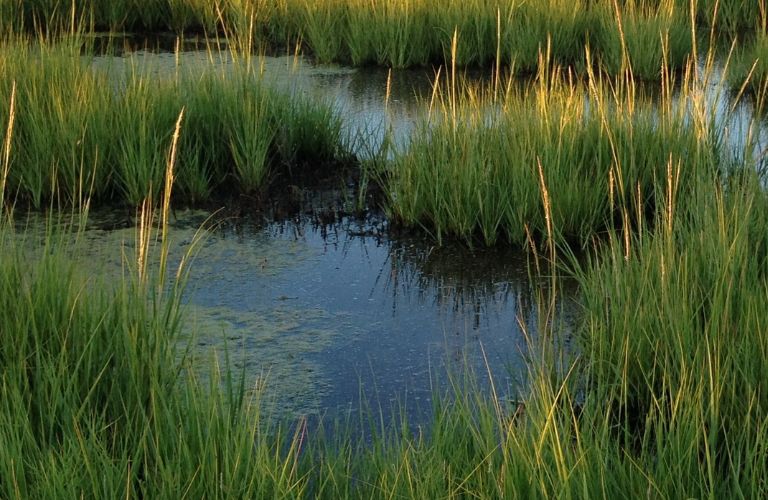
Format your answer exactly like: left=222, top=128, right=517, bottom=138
left=694, top=0, right=767, bottom=33
left=502, top=0, right=597, bottom=75
left=1, top=0, right=709, bottom=77
left=572, top=167, right=768, bottom=497
left=0, top=92, right=317, bottom=496
left=4, top=50, right=768, bottom=496
left=225, top=82, right=274, bottom=194
left=386, top=60, right=719, bottom=247
left=0, top=39, right=350, bottom=208
left=114, top=78, right=182, bottom=205
left=294, top=0, right=348, bottom=63
left=0, top=223, right=313, bottom=497
left=598, top=0, right=693, bottom=80
left=1, top=43, right=113, bottom=207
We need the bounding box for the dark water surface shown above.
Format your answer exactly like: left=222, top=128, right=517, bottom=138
left=13, top=204, right=577, bottom=425
left=182, top=208, right=577, bottom=423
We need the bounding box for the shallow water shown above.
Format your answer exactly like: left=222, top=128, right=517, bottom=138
left=11, top=204, right=577, bottom=425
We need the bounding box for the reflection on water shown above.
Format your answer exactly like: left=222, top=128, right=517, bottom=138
left=183, top=209, right=578, bottom=423
left=10, top=206, right=578, bottom=424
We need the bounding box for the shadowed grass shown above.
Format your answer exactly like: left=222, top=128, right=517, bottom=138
left=730, top=33, right=768, bottom=106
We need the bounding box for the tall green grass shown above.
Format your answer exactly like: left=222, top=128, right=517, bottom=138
left=0, top=39, right=348, bottom=208
left=1, top=0, right=704, bottom=77
left=694, top=0, right=767, bottom=33
left=385, top=59, right=721, bottom=247
left=570, top=170, right=768, bottom=497
left=0, top=104, right=315, bottom=496
left=599, top=0, right=693, bottom=80
left=5, top=197, right=767, bottom=497
left=730, top=33, right=768, bottom=106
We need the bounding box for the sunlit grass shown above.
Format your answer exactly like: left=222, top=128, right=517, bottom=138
left=570, top=168, right=768, bottom=497
left=0, top=39, right=348, bottom=208
left=385, top=56, right=721, bottom=247
left=0, top=0, right=718, bottom=77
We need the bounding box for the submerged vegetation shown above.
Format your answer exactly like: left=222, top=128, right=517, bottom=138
left=3, top=0, right=768, bottom=497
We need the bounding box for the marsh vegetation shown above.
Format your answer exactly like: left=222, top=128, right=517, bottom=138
left=2, top=0, right=768, bottom=497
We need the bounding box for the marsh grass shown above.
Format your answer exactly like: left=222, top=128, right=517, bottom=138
left=0, top=100, right=315, bottom=497
left=0, top=39, right=349, bottom=208
left=2, top=0, right=706, bottom=77
left=569, top=168, right=768, bottom=497
left=694, top=0, right=767, bottom=33
left=502, top=0, right=596, bottom=74
left=224, top=81, right=273, bottom=193
left=4, top=4, right=768, bottom=498
left=730, top=33, right=768, bottom=105
left=386, top=57, right=720, bottom=247
left=599, top=0, right=693, bottom=81
left=3, top=43, right=768, bottom=500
